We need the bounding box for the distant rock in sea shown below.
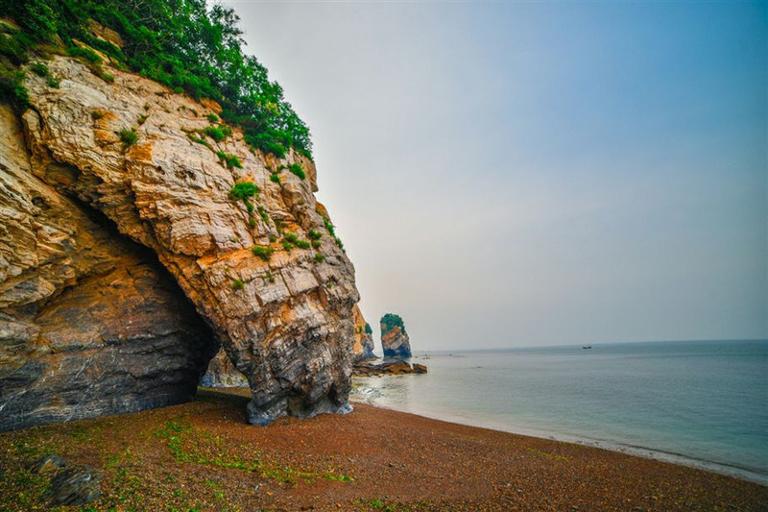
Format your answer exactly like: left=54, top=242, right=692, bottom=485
left=380, top=313, right=411, bottom=359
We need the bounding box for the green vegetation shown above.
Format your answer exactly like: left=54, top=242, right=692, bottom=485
left=321, top=216, right=345, bottom=251
left=0, top=67, right=28, bottom=111
left=251, top=244, right=273, bottom=261
left=0, top=0, right=313, bottom=158
left=137, top=113, right=148, bottom=125
left=365, top=322, right=373, bottom=335
left=204, top=124, right=231, bottom=142
left=187, top=131, right=212, bottom=149
left=323, top=216, right=336, bottom=238
left=67, top=45, right=101, bottom=64
left=381, top=313, right=405, bottom=333
left=313, top=253, right=325, bottom=263
left=284, top=232, right=310, bottom=250
left=216, top=150, right=242, bottom=169
left=288, top=162, right=306, bottom=180
left=229, top=181, right=259, bottom=201
left=257, top=205, right=269, bottom=223
left=30, top=61, right=48, bottom=76
left=308, top=229, right=321, bottom=240
left=281, top=240, right=294, bottom=252
left=45, top=75, right=59, bottom=87
left=91, top=109, right=104, bottom=120
left=269, top=173, right=280, bottom=184
left=206, top=112, right=219, bottom=123
left=155, top=420, right=347, bottom=485
left=119, top=127, right=137, bottom=147
left=311, top=239, right=321, bottom=249
left=231, top=278, right=244, bottom=290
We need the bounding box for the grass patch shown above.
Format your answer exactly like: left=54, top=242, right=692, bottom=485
left=229, top=181, right=259, bottom=201
left=231, top=278, right=244, bottom=290
left=313, top=253, right=325, bottom=263
left=251, top=245, right=273, bottom=261
left=308, top=229, right=322, bottom=240
left=204, top=124, right=231, bottom=142
left=284, top=232, right=310, bottom=250
left=288, top=162, right=305, bottom=180
left=206, top=112, right=219, bottom=123
left=269, top=173, right=280, bottom=184
left=216, top=150, right=242, bottom=169
left=30, top=61, right=48, bottom=76
left=154, top=420, right=345, bottom=485
left=119, top=127, right=138, bottom=147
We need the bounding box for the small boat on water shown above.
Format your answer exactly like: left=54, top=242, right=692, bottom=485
left=582, top=345, right=592, bottom=350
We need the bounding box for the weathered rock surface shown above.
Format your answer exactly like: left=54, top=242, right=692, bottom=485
left=353, top=360, right=427, bottom=376
left=351, top=304, right=375, bottom=361
left=380, top=313, right=411, bottom=359
left=0, top=105, right=215, bottom=431
left=1, top=54, right=360, bottom=426
left=200, top=348, right=248, bottom=388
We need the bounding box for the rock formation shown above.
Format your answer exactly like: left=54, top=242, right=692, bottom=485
left=199, top=348, right=248, bottom=388
left=0, top=105, right=215, bottom=431
left=0, top=53, right=360, bottom=428
left=380, top=313, right=411, bottom=359
left=351, top=304, right=375, bottom=361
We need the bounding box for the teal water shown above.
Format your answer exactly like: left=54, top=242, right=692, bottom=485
left=351, top=340, right=768, bottom=484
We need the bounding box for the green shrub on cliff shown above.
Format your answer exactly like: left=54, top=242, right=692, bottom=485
left=119, top=128, right=137, bottom=147
left=216, top=150, right=242, bottom=169
left=229, top=181, right=259, bottom=201
left=251, top=245, right=273, bottom=261
left=288, top=163, right=306, bottom=180
left=0, top=0, right=313, bottom=158
left=205, top=124, right=231, bottom=142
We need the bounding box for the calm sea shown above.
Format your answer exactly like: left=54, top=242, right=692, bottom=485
left=351, top=340, right=768, bottom=484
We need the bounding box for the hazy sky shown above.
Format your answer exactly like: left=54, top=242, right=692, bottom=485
left=224, top=1, right=767, bottom=350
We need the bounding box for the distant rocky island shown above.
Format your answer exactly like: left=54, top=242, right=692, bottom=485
left=380, top=313, right=412, bottom=358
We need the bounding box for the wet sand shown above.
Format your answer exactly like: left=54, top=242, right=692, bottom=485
left=0, top=387, right=765, bottom=511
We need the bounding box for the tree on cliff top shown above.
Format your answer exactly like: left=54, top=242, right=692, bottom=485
left=380, top=313, right=405, bottom=334
left=0, top=0, right=312, bottom=159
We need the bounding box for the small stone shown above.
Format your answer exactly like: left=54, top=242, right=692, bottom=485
left=31, top=454, right=67, bottom=475
left=49, top=465, right=101, bottom=505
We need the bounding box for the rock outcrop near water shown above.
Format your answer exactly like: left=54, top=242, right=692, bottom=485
left=380, top=313, right=411, bottom=359
left=199, top=348, right=248, bottom=388
left=0, top=54, right=360, bottom=427
left=352, top=305, right=375, bottom=361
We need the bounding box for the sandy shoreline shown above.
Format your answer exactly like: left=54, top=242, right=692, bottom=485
left=351, top=394, right=768, bottom=486
left=0, top=387, right=765, bottom=511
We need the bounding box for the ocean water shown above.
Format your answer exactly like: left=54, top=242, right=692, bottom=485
left=351, top=340, right=768, bottom=484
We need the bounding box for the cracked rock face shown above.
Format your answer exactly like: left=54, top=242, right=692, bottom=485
left=352, top=305, right=375, bottom=361
left=6, top=55, right=360, bottom=426
left=0, top=105, right=215, bottom=431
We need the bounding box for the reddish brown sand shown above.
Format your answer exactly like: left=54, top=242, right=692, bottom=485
left=0, top=388, right=765, bottom=512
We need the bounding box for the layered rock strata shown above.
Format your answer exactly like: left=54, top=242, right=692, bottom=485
left=1, top=53, right=360, bottom=427
left=351, top=305, right=375, bottom=361
left=0, top=105, right=215, bottom=431
left=380, top=313, right=411, bottom=359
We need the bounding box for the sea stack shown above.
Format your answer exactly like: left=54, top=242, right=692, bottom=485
left=380, top=313, right=412, bottom=359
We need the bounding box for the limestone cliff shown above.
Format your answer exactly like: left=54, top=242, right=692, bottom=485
left=0, top=54, right=360, bottom=428
left=351, top=305, right=375, bottom=361
left=380, top=313, right=411, bottom=359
